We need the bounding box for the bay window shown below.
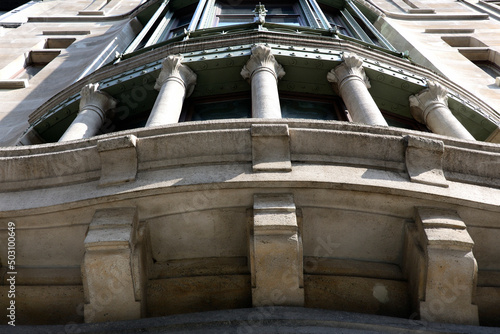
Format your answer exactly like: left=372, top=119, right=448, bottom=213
left=212, top=1, right=308, bottom=27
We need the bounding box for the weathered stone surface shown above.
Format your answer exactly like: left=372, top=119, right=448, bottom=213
left=251, top=123, right=291, bottom=172
left=251, top=194, right=304, bottom=307
left=405, top=135, right=448, bottom=187
left=404, top=207, right=479, bottom=325
left=97, top=134, right=137, bottom=186
left=82, top=207, right=146, bottom=323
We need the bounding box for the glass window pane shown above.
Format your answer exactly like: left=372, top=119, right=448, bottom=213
left=218, top=4, right=255, bottom=14
left=217, top=16, right=254, bottom=26
left=265, top=5, right=297, bottom=15
left=281, top=99, right=337, bottom=120
left=215, top=1, right=305, bottom=27
left=267, top=16, right=301, bottom=25
left=192, top=99, right=252, bottom=120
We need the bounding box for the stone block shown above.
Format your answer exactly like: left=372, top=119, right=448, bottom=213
left=97, top=134, right=137, bottom=186
left=251, top=124, right=291, bottom=172
left=405, top=207, right=479, bottom=325
left=405, top=135, right=448, bottom=187
left=82, top=207, right=146, bottom=323
left=250, top=194, right=304, bottom=306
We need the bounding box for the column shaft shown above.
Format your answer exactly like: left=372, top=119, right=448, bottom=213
left=426, top=105, right=475, bottom=140
left=59, top=83, right=116, bottom=142
left=328, top=53, right=387, bottom=126
left=410, top=81, right=475, bottom=140
left=242, top=45, right=285, bottom=119
left=146, top=77, right=186, bottom=127
left=145, top=55, right=196, bottom=127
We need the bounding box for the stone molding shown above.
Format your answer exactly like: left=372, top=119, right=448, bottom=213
left=409, top=81, right=448, bottom=125
left=154, top=55, right=197, bottom=97
left=241, top=44, right=285, bottom=82
left=405, top=135, right=448, bottom=188
left=327, top=52, right=371, bottom=91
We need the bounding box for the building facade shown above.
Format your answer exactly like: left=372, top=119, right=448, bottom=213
left=0, top=0, right=499, bottom=331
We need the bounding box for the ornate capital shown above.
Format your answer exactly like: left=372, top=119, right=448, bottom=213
left=155, top=55, right=197, bottom=97
left=327, top=53, right=370, bottom=90
left=79, top=83, right=117, bottom=119
left=409, top=81, right=448, bottom=124
left=241, top=44, right=285, bottom=81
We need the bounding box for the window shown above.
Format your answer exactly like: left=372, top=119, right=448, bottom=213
left=457, top=48, right=500, bottom=79
left=381, top=111, right=429, bottom=131
left=281, top=95, right=345, bottom=120
left=182, top=93, right=345, bottom=122
left=321, top=7, right=353, bottom=37
left=183, top=94, right=252, bottom=121
left=212, top=1, right=308, bottom=27
left=472, top=61, right=500, bottom=78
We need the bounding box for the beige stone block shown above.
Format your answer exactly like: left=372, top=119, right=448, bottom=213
left=251, top=124, right=291, bottom=172
left=408, top=207, right=479, bottom=325
left=0, top=285, right=84, bottom=325
left=97, top=134, right=137, bottom=186
left=146, top=275, right=251, bottom=317
left=251, top=194, right=304, bottom=306
left=304, top=275, right=410, bottom=318
left=82, top=207, right=146, bottom=323
left=405, top=135, right=448, bottom=187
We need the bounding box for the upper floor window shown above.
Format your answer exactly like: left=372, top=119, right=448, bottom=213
left=213, top=1, right=307, bottom=27
left=124, top=0, right=395, bottom=55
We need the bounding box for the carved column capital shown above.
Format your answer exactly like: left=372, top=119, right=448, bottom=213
left=155, top=55, right=197, bottom=97
left=79, top=83, right=117, bottom=120
left=409, top=81, right=448, bottom=124
left=241, top=44, right=285, bottom=81
left=327, top=53, right=370, bottom=90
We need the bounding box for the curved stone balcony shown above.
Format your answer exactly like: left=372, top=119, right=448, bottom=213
left=1, top=119, right=499, bottom=325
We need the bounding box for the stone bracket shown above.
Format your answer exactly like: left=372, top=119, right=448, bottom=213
left=251, top=124, right=291, bottom=172
left=405, top=135, right=448, bottom=188
left=97, top=135, right=137, bottom=187
left=403, top=207, right=478, bottom=325
left=250, top=194, right=304, bottom=307
left=82, top=207, right=147, bottom=323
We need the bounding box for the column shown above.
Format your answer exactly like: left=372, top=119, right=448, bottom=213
left=250, top=194, right=304, bottom=306
left=409, top=81, right=475, bottom=140
left=59, top=83, right=117, bottom=142
left=241, top=44, right=285, bottom=119
left=327, top=53, right=388, bottom=126
left=145, top=55, right=197, bottom=127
